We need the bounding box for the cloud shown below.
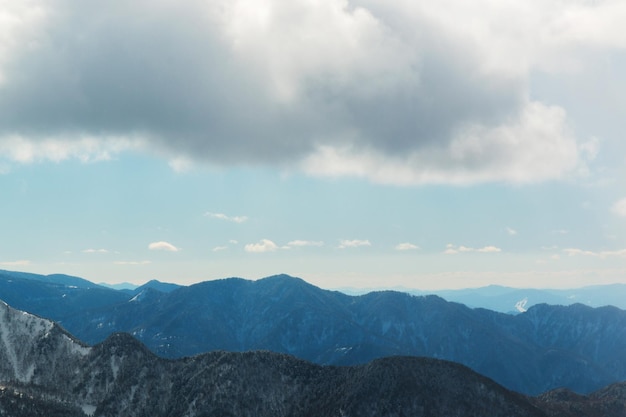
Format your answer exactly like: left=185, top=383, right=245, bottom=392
left=244, top=239, right=278, bottom=253
left=0, top=135, right=140, bottom=164
left=287, top=240, right=324, bottom=247
left=444, top=244, right=502, bottom=254
left=563, top=248, right=626, bottom=259
left=0, top=0, right=612, bottom=185
left=212, top=246, right=229, bottom=252
left=301, top=102, right=579, bottom=185
left=506, top=227, right=517, bottom=236
left=204, top=212, right=248, bottom=223
left=0, top=260, right=31, bottom=267
left=395, top=242, right=420, bottom=251
left=611, top=198, right=626, bottom=217
left=82, top=248, right=109, bottom=254
left=168, top=156, right=194, bottom=173
left=338, top=239, right=371, bottom=249
left=114, top=260, right=151, bottom=265
left=148, top=241, right=180, bottom=252
left=477, top=246, right=502, bottom=253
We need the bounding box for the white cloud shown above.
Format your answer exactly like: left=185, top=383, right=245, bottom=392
left=168, top=156, right=194, bottom=173
left=395, top=242, right=419, bottom=251
left=477, top=246, right=502, bottom=253
left=82, top=248, right=109, bottom=254
left=506, top=227, right=517, bottom=236
left=611, top=198, right=626, bottom=217
left=212, top=246, right=229, bottom=252
left=244, top=239, right=278, bottom=253
left=204, top=212, right=248, bottom=223
left=0, top=135, right=141, bottom=164
left=444, top=244, right=459, bottom=255
left=563, top=248, right=626, bottom=259
left=338, top=239, right=371, bottom=249
left=114, top=260, right=151, bottom=265
left=148, top=241, right=180, bottom=252
left=0, top=260, right=30, bottom=267
left=287, top=240, right=324, bottom=247
left=444, top=244, right=502, bottom=254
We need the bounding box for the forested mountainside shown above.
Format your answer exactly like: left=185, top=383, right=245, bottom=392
left=2, top=270, right=626, bottom=395
left=0, top=301, right=551, bottom=417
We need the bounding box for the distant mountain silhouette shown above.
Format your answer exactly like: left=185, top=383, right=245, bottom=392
left=421, top=284, right=626, bottom=313
left=0, top=269, right=129, bottom=319
left=133, top=279, right=182, bottom=294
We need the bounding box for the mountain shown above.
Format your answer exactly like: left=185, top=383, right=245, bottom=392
left=533, top=382, right=626, bottom=417
left=133, top=279, right=182, bottom=294
left=98, top=282, right=138, bottom=291
left=53, top=275, right=626, bottom=395
left=0, top=300, right=556, bottom=417
left=3, top=270, right=626, bottom=395
left=0, top=270, right=130, bottom=320
left=0, top=269, right=100, bottom=289
left=422, top=284, right=626, bottom=313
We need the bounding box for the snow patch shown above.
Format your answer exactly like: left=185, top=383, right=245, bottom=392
left=81, top=404, right=96, bottom=416
left=515, top=297, right=528, bottom=313
left=110, top=356, right=121, bottom=379
left=129, top=290, right=145, bottom=302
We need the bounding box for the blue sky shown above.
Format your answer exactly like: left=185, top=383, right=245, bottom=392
left=1, top=0, right=625, bottom=290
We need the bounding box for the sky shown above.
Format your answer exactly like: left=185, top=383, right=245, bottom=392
left=0, top=0, right=625, bottom=290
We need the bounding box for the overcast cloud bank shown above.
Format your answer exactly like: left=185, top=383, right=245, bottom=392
left=0, top=0, right=623, bottom=184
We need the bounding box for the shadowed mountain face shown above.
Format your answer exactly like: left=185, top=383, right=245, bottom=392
left=0, top=301, right=553, bottom=417
left=2, top=271, right=626, bottom=395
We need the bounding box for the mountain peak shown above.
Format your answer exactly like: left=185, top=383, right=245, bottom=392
left=134, top=279, right=181, bottom=294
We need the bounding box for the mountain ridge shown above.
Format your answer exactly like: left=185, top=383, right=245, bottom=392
left=2, top=270, right=626, bottom=395
left=1, top=300, right=626, bottom=416
left=54, top=275, right=626, bottom=394
left=0, top=300, right=556, bottom=417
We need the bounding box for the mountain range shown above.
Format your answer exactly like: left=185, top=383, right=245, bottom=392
left=420, top=284, right=626, bottom=313
left=338, top=283, right=626, bottom=313
left=1, top=269, right=625, bottom=395
left=1, top=300, right=626, bottom=417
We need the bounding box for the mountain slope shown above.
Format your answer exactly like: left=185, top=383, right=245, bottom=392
left=534, top=382, right=626, bottom=417
left=426, top=283, right=626, bottom=313
left=56, top=275, right=626, bottom=395
left=0, top=270, right=130, bottom=321
left=0, top=300, right=554, bottom=417
left=3, top=271, right=626, bottom=395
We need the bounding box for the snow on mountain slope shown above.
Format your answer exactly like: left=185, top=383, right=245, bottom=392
left=515, top=298, right=528, bottom=313
left=0, top=300, right=90, bottom=384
